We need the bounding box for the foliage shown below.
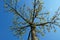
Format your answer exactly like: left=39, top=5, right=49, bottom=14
left=4, top=0, right=60, bottom=40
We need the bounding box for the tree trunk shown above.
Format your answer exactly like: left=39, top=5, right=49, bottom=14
left=31, top=27, right=38, bottom=40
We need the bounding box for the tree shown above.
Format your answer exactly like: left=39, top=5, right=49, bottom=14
left=4, top=0, right=60, bottom=40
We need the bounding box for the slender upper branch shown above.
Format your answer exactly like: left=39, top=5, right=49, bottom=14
left=6, top=3, right=31, bottom=25
left=32, top=0, right=36, bottom=22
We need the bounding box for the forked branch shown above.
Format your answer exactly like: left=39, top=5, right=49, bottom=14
left=5, top=3, right=31, bottom=25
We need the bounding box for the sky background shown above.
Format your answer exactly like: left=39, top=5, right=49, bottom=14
left=0, top=0, right=60, bottom=40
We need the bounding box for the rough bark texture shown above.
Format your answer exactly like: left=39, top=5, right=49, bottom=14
left=31, top=27, right=38, bottom=40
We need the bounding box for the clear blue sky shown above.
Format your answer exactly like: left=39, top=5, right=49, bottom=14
left=0, top=0, right=60, bottom=40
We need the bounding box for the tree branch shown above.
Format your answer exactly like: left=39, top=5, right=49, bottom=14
left=27, top=30, right=31, bottom=40
left=11, top=25, right=30, bottom=30
left=32, top=0, right=36, bottom=22
left=36, top=22, right=54, bottom=26
left=5, top=3, right=31, bottom=25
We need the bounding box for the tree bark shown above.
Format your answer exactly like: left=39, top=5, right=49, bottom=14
left=31, top=27, right=38, bottom=40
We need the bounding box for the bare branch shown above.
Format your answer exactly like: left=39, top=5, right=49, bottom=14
left=27, top=30, right=31, bottom=40
left=5, top=3, right=31, bottom=25
left=10, top=25, right=30, bottom=30
left=32, top=0, right=36, bottom=22
left=36, top=22, right=54, bottom=26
